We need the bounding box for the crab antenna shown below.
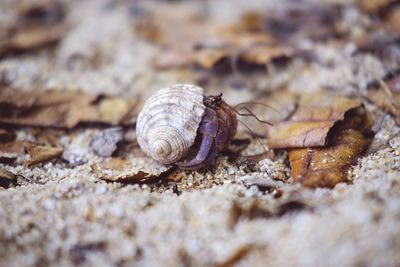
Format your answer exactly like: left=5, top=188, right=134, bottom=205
left=237, top=119, right=268, bottom=152
left=235, top=107, right=274, bottom=126
left=224, top=103, right=274, bottom=126
left=234, top=101, right=280, bottom=114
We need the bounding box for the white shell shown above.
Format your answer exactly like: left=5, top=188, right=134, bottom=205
left=136, top=84, right=206, bottom=164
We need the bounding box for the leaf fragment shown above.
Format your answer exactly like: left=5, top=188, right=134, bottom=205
left=288, top=106, right=373, bottom=188
left=0, top=169, right=17, bottom=188
left=0, top=1, right=67, bottom=55
left=0, top=87, right=134, bottom=128
left=268, top=93, right=362, bottom=149
left=92, top=154, right=170, bottom=183
left=26, top=144, right=63, bottom=167
left=0, top=129, right=16, bottom=142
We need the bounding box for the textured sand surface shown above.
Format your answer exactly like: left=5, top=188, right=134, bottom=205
left=0, top=0, right=400, bottom=266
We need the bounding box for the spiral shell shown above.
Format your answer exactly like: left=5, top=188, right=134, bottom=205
left=136, top=84, right=206, bottom=164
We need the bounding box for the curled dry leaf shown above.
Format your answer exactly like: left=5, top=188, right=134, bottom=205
left=92, top=151, right=170, bottom=183
left=268, top=93, right=362, bottom=149
left=0, top=87, right=134, bottom=128
left=26, top=144, right=63, bottom=167
left=289, top=105, right=373, bottom=188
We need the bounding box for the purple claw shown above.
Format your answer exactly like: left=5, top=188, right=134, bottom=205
left=178, top=134, right=214, bottom=169
left=177, top=101, right=237, bottom=170
left=178, top=142, right=217, bottom=170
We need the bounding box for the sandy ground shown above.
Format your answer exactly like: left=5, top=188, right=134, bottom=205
left=0, top=0, right=400, bottom=266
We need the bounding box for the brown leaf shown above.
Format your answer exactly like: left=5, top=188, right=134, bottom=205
left=0, top=140, right=28, bottom=155
left=268, top=93, right=362, bottom=149
left=0, top=129, right=16, bottom=142
left=194, top=48, right=227, bottom=69
left=0, top=1, right=67, bottom=55
left=144, top=3, right=290, bottom=70
left=288, top=106, right=373, bottom=188
left=238, top=89, right=298, bottom=137
left=240, top=44, right=289, bottom=65
left=92, top=154, right=170, bottom=183
left=357, top=0, right=393, bottom=13
left=385, top=6, right=400, bottom=33
left=0, top=87, right=134, bottom=128
left=5, top=24, right=67, bottom=52
left=26, top=144, right=63, bottom=167
left=260, top=3, right=342, bottom=40
left=98, top=97, right=131, bottom=124
left=0, top=169, right=17, bottom=188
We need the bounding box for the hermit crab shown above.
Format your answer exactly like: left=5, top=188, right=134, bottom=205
left=136, top=84, right=238, bottom=170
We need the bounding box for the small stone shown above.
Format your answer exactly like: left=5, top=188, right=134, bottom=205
left=91, top=127, right=124, bottom=157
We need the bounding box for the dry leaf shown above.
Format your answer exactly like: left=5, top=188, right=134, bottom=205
left=194, top=48, right=227, bottom=69
left=6, top=24, right=67, bottom=52
left=142, top=3, right=290, bottom=70
left=0, top=129, right=16, bottom=142
left=240, top=44, right=289, bottom=65
left=357, top=0, right=392, bottom=13
left=0, top=169, right=17, bottom=188
left=92, top=154, right=170, bottom=183
left=0, top=1, right=66, bottom=55
left=259, top=3, right=342, bottom=40
left=98, top=98, right=131, bottom=124
left=268, top=93, right=362, bottom=149
left=26, top=144, right=63, bottom=167
left=385, top=6, right=400, bottom=33
left=288, top=106, right=373, bottom=188
left=0, top=140, right=28, bottom=155
left=238, top=89, right=298, bottom=137
left=0, top=87, right=134, bottom=128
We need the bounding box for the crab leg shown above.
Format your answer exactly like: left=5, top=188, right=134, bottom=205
left=178, top=108, right=219, bottom=170
left=177, top=135, right=216, bottom=170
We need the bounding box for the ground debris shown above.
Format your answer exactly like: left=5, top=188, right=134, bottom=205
left=243, top=2, right=342, bottom=41
left=0, top=168, right=17, bottom=188
left=91, top=127, right=123, bottom=157
left=0, top=87, right=134, bottom=128
left=26, top=144, right=63, bottom=167
left=289, top=106, right=373, bottom=188
left=0, top=129, right=16, bottom=142
left=367, top=72, right=400, bottom=125
left=0, top=0, right=400, bottom=266
left=268, top=93, right=364, bottom=149
left=92, top=156, right=170, bottom=183
left=0, top=0, right=67, bottom=56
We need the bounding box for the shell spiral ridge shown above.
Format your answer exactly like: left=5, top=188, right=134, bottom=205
left=136, top=84, right=206, bottom=164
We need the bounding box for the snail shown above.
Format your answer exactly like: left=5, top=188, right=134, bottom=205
left=136, top=84, right=237, bottom=170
